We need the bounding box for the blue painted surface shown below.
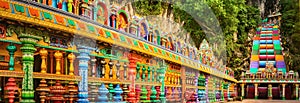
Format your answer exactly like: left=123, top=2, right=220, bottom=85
left=259, top=61, right=276, bottom=67
left=77, top=47, right=92, bottom=103
left=253, top=40, right=260, bottom=45
left=273, top=40, right=280, bottom=44
left=114, top=84, right=123, bottom=102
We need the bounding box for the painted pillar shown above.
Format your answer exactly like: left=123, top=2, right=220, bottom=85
left=254, top=84, right=258, bottom=99
left=268, top=84, right=272, bottom=100
left=127, top=53, right=138, bottom=103
left=19, top=29, right=42, bottom=103
left=7, top=43, right=16, bottom=71
left=221, top=82, right=224, bottom=101
left=240, top=84, right=245, bottom=99
left=195, top=71, right=199, bottom=102
left=6, top=43, right=18, bottom=103
left=77, top=46, right=92, bottom=103
left=228, top=83, right=230, bottom=100
left=158, top=60, right=167, bottom=103
left=296, top=84, right=299, bottom=100
left=282, top=84, right=286, bottom=100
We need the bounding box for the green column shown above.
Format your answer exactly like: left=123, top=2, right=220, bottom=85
left=6, top=43, right=17, bottom=71
left=19, top=28, right=42, bottom=103
left=158, top=60, right=167, bottom=103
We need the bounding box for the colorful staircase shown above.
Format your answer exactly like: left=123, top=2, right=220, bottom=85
left=250, top=24, right=286, bottom=74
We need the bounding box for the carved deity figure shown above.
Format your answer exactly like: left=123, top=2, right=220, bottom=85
left=139, top=24, right=147, bottom=40
left=256, top=70, right=262, bottom=79
left=277, top=70, right=283, bottom=79
left=96, top=5, right=106, bottom=24
left=153, top=34, right=157, bottom=44
left=246, top=70, right=251, bottom=78
left=289, top=70, right=294, bottom=79
left=265, top=62, right=273, bottom=78
left=130, top=27, right=136, bottom=35
left=118, top=14, right=127, bottom=31
left=272, top=66, right=277, bottom=78
left=189, top=47, right=193, bottom=59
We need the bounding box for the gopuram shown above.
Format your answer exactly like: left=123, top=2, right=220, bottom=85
left=239, top=13, right=300, bottom=100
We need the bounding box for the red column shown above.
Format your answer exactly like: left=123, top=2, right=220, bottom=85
left=127, top=53, right=138, bottom=103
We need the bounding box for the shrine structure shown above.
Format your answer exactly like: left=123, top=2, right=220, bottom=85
left=0, top=0, right=237, bottom=103
left=240, top=13, right=300, bottom=100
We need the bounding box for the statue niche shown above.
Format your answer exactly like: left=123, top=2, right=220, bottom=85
left=109, top=14, right=117, bottom=29
left=265, top=62, right=274, bottom=79
left=139, top=23, right=148, bottom=40
left=117, top=13, right=128, bottom=32
left=95, top=1, right=108, bottom=25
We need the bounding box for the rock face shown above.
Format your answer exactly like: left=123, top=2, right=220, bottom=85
left=246, top=0, right=280, bottom=18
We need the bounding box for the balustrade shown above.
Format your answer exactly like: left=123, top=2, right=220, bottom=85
left=0, top=1, right=239, bottom=102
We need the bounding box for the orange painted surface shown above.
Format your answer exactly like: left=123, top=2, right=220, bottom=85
left=55, top=15, right=64, bottom=24
left=98, top=28, right=105, bottom=37
left=253, top=37, right=260, bottom=40
left=77, top=22, right=86, bottom=30
left=126, top=38, right=132, bottom=45
left=251, top=55, right=259, bottom=61
left=275, top=55, right=284, bottom=61
left=259, top=44, right=274, bottom=49
left=0, top=1, right=9, bottom=9
left=29, top=8, right=39, bottom=17
left=273, top=36, right=280, bottom=40
left=138, top=41, right=144, bottom=48
left=112, top=32, right=119, bottom=40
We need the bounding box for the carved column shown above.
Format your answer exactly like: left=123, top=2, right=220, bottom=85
left=127, top=53, right=138, bottom=103
left=89, top=58, right=97, bottom=102
left=268, top=84, right=272, bottom=100
left=158, top=60, right=167, bottom=103
left=7, top=43, right=17, bottom=71
left=19, top=28, right=42, bottom=103
left=296, top=84, right=299, bottom=100
left=77, top=46, right=92, bottom=103
left=54, top=51, right=63, bottom=74
left=254, top=84, right=258, bottom=99
left=40, top=48, right=48, bottom=73
left=36, top=79, right=50, bottom=103
left=240, top=84, right=245, bottom=99
left=282, top=84, right=285, bottom=100
left=5, top=43, right=18, bottom=103
left=68, top=53, right=75, bottom=75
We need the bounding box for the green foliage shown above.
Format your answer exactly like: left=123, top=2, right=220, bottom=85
left=133, top=0, right=164, bottom=16
left=132, top=0, right=261, bottom=79
left=280, top=0, right=300, bottom=72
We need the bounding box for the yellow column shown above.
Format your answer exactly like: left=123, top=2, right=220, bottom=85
left=254, top=84, right=258, bottom=99
left=68, top=53, right=75, bottom=75
left=240, top=84, right=245, bottom=99
left=282, top=84, right=286, bottom=100
left=54, top=51, right=62, bottom=74
left=296, top=84, right=299, bottom=100
left=39, top=48, right=48, bottom=73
